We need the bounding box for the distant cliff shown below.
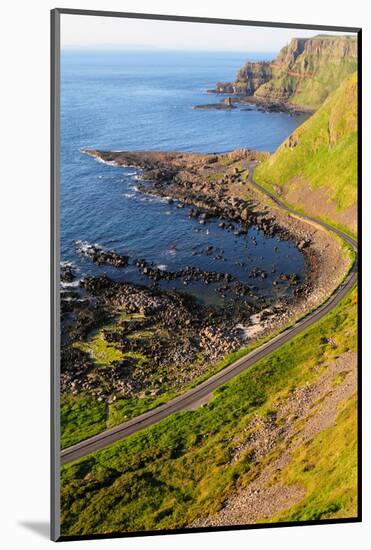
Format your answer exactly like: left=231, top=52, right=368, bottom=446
left=216, top=61, right=273, bottom=96
left=215, top=35, right=357, bottom=110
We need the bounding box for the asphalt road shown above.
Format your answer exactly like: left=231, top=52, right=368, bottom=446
left=61, top=166, right=357, bottom=466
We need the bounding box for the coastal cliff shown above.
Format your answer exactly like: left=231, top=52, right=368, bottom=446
left=216, top=61, right=273, bottom=96
left=214, top=35, right=357, bottom=110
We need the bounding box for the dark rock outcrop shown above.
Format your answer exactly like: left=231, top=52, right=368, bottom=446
left=76, top=241, right=129, bottom=267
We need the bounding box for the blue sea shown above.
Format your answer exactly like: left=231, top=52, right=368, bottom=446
left=61, top=50, right=307, bottom=304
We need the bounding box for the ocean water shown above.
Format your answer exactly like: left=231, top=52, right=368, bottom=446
left=61, top=50, right=307, bottom=304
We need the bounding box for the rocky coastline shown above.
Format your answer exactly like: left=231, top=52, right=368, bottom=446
left=60, top=271, right=266, bottom=400
left=194, top=95, right=313, bottom=114
left=81, top=147, right=351, bottom=317
left=60, top=147, right=351, bottom=406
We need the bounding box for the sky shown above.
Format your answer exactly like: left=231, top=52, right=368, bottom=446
left=61, top=14, right=355, bottom=52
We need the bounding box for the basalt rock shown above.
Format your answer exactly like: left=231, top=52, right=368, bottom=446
left=249, top=267, right=268, bottom=279
left=76, top=241, right=129, bottom=267
left=193, top=102, right=236, bottom=110
left=61, top=262, right=76, bottom=283
left=133, top=258, right=233, bottom=286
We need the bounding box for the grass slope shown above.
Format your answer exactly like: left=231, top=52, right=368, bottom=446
left=254, top=73, right=357, bottom=234
left=61, top=288, right=357, bottom=536
left=61, top=394, right=107, bottom=449
left=269, top=394, right=357, bottom=522
left=290, top=60, right=357, bottom=110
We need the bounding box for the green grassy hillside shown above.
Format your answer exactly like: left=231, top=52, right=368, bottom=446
left=254, top=72, right=357, bottom=235
left=61, top=288, right=357, bottom=536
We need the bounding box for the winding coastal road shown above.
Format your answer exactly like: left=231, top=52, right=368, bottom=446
left=61, top=166, right=357, bottom=466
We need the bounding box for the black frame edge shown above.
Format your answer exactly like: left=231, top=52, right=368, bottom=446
left=51, top=7, right=61, bottom=543
left=58, top=517, right=361, bottom=542
left=54, top=7, right=360, bottom=33
left=356, top=27, right=362, bottom=524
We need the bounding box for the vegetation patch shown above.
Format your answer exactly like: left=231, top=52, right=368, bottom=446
left=74, top=330, right=124, bottom=367
left=61, top=394, right=107, bottom=449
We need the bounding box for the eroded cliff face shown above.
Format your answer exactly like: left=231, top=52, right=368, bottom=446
left=215, top=35, right=357, bottom=110
left=216, top=61, right=272, bottom=95
left=273, top=37, right=306, bottom=68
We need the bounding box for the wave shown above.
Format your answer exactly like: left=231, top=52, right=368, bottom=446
left=93, top=156, right=122, bottom=167
left=81, top=149, right=135, bottom=169
left=75, top=239, right=102, bottom=254
left=61, top=295, right=85, bottom=302
left=60, top=280, right=80, bottom=289
left=135, top=191, right=171, bottom=205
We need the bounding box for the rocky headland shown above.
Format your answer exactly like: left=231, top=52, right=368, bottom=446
left=205, top=35, right=357, bottom=112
